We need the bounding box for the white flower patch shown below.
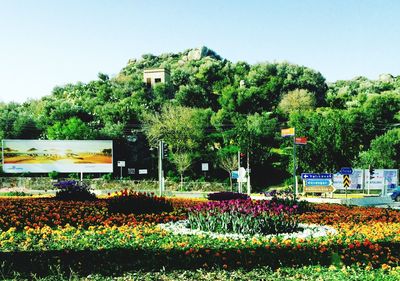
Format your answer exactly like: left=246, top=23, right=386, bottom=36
left=157, top=220, right=337, bottom=241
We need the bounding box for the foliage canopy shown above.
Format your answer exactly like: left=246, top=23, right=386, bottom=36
left=1, top=47, right=399, bottom=189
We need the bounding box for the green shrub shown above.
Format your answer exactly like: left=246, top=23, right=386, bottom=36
left=68, top=173, right=80, bottom=179
left=48, top=171, right=60, bottom=180
left=207, top=191, right=250, bottom=201
left=54, top=180, right=96, bottom=201
left=101, top=173, right=113, bottom=180
left=264, top=190, right=313, bottom=213
left=0, top=191, right=31, bottom=197
left=107, top=190, right=173, bottom=215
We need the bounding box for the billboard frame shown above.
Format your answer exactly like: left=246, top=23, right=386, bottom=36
left=2, top=139, right=113, bottom=174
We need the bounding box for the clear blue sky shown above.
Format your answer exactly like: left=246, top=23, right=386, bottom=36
left=1, top=0, right=399, bottom=103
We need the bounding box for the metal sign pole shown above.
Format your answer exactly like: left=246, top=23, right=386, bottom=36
left=246, top=150, right=250, bottom=196
left=159, top=140, right=163, bottom=196
left=238, top=150, right=241, bottom=193
left=383, top=176, right=386, bottom=196
left=293, top=134, right=297, bottom=195
left=368, top=166, right=371, bottom=195
left=362, top=169, right=366, bottom=194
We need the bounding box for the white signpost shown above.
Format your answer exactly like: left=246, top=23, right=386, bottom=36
left=237, top=167, right=247, bottom=194
left=117, top=161, right=125, bottom=179
left=201, top=163, right=209, bottom=171
left=138, top=169, right=148, bottom=175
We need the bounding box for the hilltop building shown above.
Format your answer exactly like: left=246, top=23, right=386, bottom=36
left=143, top=68, right=170, bottom=87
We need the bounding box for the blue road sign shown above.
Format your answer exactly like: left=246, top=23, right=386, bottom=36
left=340, top=167, right=353, bottom=175
left=301, top=173, right=333, bottom=179
left=231, top=171, right=239, bottom=179
left=319, top=173, right=333, bottom=179
left=305, top=179, right=332, bottom=186
left=301, top=173, right=318, bottom=179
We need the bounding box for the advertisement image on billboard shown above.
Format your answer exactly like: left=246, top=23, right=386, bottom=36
left=2, top=140, right=113, bottom=173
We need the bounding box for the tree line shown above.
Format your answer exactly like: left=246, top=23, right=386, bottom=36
left=0, top=47, right=399, bottom=190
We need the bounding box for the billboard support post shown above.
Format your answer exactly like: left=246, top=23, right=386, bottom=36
left=80, top=172, right=83, bottom=182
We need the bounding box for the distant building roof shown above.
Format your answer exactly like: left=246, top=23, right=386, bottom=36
left=143, top=68, right=170, bottom=74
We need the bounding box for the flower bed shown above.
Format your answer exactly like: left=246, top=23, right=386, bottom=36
left=0, top=195, right=400, bottom=277
left=0, top=197, right=186, bottom=230
left=187, top=199, right=300, bottom=235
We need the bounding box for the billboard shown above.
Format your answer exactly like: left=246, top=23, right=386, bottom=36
left=333, top=169, right=398, bottom=192
left=2, top=140, right=113, bottom=173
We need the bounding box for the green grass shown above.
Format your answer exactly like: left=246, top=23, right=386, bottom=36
left=0, top=191, right=32, bottom=197
left=3, top=265, right=399, bottom=281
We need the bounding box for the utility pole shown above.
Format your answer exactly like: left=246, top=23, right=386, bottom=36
left=158, top=140, right=164, bottom=196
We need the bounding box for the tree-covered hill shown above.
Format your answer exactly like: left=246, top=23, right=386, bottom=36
left=0, top=47, right=399, bottom=189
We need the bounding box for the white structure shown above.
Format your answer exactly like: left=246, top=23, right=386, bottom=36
left=143, top=68, right=170, bottom=87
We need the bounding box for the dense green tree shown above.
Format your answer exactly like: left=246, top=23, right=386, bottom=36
left=278, top=89, right=316, bottom=115
left=0, top=103, right=41, bottom=139
left=218, top=62, right=326, bottom=115
left=211, top=110, right=280, bottom=188
left=141, top=104, right=210, bottom=153
left=288, top=109, right=363, bottom=173
left=276, top=62, right=327, bottom=106
left=47, top=117, right=94, bottom=140
left=356, top=128, right=400, bottom=169
left=170, top=152, right=193, bottom=188
left=326, top=76, right=400, bottom=109
left=2, top=46, right=398, bottom=189
left=360, top=92, right=400, bottom=128
left=217, top=145, right=239, bottom=190
left=175, top=84, right=210, bottom=108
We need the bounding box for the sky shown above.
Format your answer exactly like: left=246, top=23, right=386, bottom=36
left=0, top=0, right=399, bottom=103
